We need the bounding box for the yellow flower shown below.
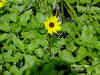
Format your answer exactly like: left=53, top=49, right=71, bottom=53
left=0, top=0, right=6, bottom=8
left=44, top=16, right=61, bottom=35
left=2, top=0, right=6, bottom=2
left=0, top=2, right=4, bottom=7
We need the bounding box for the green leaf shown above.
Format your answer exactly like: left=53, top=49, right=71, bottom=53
left=59, top=50, right=75, bottom=64
left=48, top=70, right=57, bottom=75
left=9, top=5, right=22, bottom=13
left=21, top=31, right=40, bottom=40
left=0, top=55, right=3, bottom=64
left=36, top=39, right=48, bottom=46
left=64, top=0, right=76, bottom=3
left=29, top=18, right=38, bottom=30
left=9, top=0, right=23, bottom=4
left=24, top=54, right=39, bottom=67
left=15, top=64, right=28, bottom=75
left=13, top=52, right=23, bottom=64
left=10, top=23, right=21, bottom=32
left=19, top=10, right=32, bottom=25
left=94, top=41, right=100, bottom=50
left=9, top=65, right=18, bottom=73
left=0, top=15, right=10, bottom=32
left=9, top=13, right=18, bottom=22
left=76, top=6, right=86, bottom=13
left=4, top=71, right=11, bottom=75
left=92, top=64, right=100, bottom=74
left=55, top=38, right=66, bottom=47
left=92, top=57, right=100, bottom=65
left=75, top=47, right=88, bottom=61
left=86, top=66, right=93, bottom=75
left=58, top=70, right=64, bottom=75
left=12, top=35, right=25, bottom=51
left=40, top=63, right=56, bottom=75
left=80, top=25, right=94, bottom=44
left=3, top=44, right=16, bottom=52
left=27, top=42, right=38, bottom=53
left=48, top=0, right=55, bottom=5
left=3, top=50, right=13, bottom=62
left=0, top=34, right=8, bottom=41
left=52, top=47, right=59, bottom=55
left=90, top=6, right=100, bottom=14
left=62, top=22, right=76, bottom=37
left=36, top=12, right=46, bottom=23
left=79, top=0, right=91, bottom=4
left=92, top=0, right=100, bottom=5
left=34, top=48, right=44, bottom=58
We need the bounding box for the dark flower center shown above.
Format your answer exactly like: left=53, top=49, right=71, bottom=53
left=49, top=22, right=54, bottom=28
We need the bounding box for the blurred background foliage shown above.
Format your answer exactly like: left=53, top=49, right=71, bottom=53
left=0, top=0, right=100, bottom=75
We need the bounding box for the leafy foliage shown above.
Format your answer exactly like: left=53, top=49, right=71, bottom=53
left=0, top=0, right=100, bottom=75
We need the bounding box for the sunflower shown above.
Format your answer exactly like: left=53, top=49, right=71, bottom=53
left=44, top=16, right=62, bottom=35
left=0, top=0, right=6, bottom=8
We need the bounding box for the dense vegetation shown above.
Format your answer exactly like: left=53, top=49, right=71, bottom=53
left=0, top=0, right=100, bottom=75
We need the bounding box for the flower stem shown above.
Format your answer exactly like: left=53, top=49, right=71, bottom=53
left=50, top=42, right=54, bottom=57
left=49, top=35, right=54, bottom=57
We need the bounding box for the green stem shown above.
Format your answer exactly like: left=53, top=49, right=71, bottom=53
left=61, top=0, right=64, bottom=22
left=49, top=35, right=54, bottom=57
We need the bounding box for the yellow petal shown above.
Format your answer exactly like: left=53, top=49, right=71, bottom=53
left=0, top=2, right=4, bottom=8
left=50, top=16, right=54, bottom=22
left=53, top=16, right=59, bottom=22
left=57, top=22, right=62, bottom=25
left=44, top=22, right=49, bottom=29
left=53, top=28, right=57, bottom=33
left=48, top=29, right=53, bottom=35
left=55, top=25, right=61, bottom=31
left=2, top=0, right=6, bottom=2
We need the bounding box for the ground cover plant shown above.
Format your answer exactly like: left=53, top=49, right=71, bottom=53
left=0, top=0, right=100, bottom=75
